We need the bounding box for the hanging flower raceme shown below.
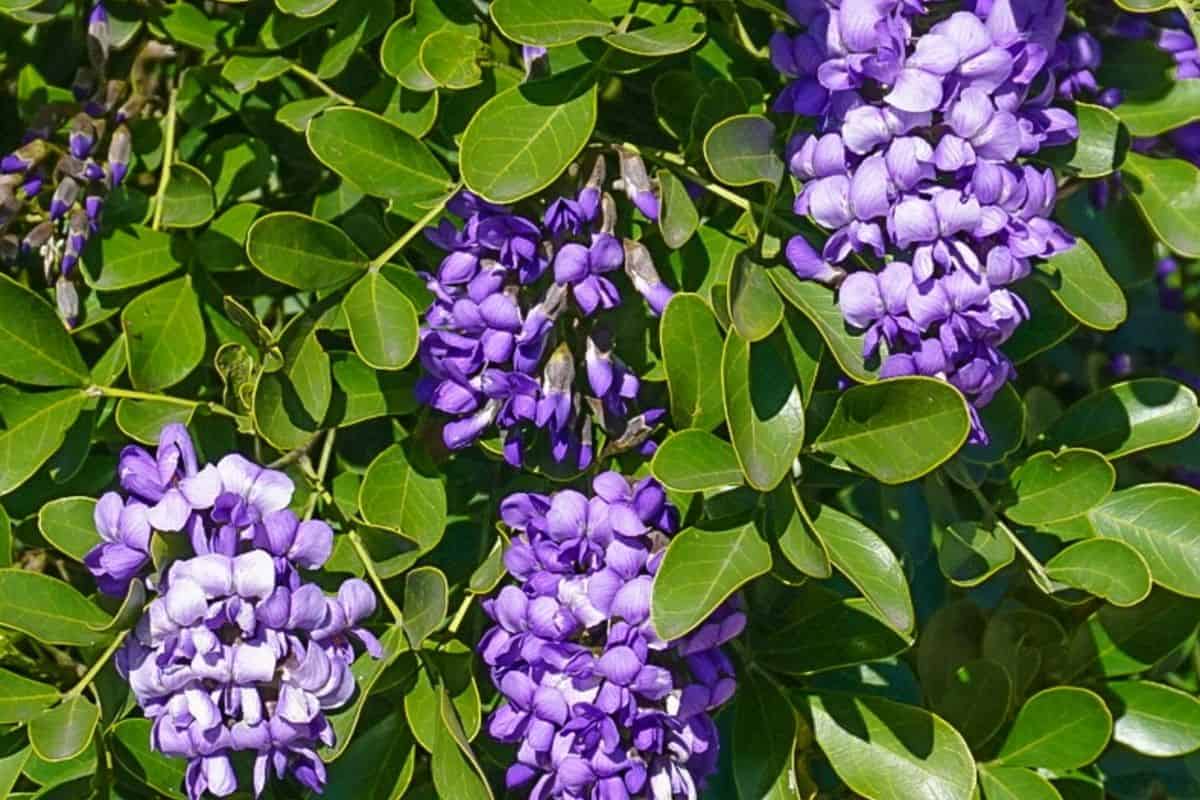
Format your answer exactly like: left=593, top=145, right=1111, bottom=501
left=416, top=155, right=671, bottom=472
left=479, top=472, right=743, bottom=800
left=84, top=424, right=382, bottom=800
left=771, top=0, right=1078, bottom=441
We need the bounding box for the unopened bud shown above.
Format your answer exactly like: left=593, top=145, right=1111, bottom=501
left=108, top=125, right=131, bottom=186
left=87, top=3, right=110, bottom=71
left=618, top=148, right=660, bottom=220
left=72, top=67, right=97, bottom=102
left=623, top=239, right=673, bottom=315
left=56, top=277, right=79, bottom=326
left=1, top=140, right=46, bottom=174
left=50, top=177, right=79, bottom=220
left=21, top=221, right=52, bottom=255
left=69, top=114, right=96, bottom=159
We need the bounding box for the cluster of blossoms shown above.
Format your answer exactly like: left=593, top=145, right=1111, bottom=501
left=85, top=425, right=380, bottom=800
left=480, top=473, right=744, bottom=799
left=417, top=153, right=673, bottom=471
left=0, top=3, right=153, bottom=323
left=772, top=0, right=1079, bottom=440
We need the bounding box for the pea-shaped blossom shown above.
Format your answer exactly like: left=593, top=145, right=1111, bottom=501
left=479, top=473, right=744, bottom=799
left=85, top=424, right=382, bottom=800
left=417, top=155, right=671, bottom=471
left=772, top=0, right=1079, bottom=440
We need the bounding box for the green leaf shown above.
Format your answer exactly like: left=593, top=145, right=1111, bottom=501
left=108, top=719, right=186, bottom=799
left=252, top=300, right=333, bottom=451
left=1043, top=378, right=1200, bottom=459
left=810, top=694, right=975, bottom=800
left=275, top=0, right=338, bottom=17
left=430, top=685, right=493, bottom=800
left=657, top=170, right=699, bottom=249
left=490, top=0, right=612, bottom=45
left=247, top=211, right=368, bottom=290
left=0, top=506, right=9, bottom=567
left=323, top=711, right=416, bottom=800
left=419, top=30, right=484, bottom=90
left=159, top=163, right=215, bottom=228
left=804, top=503, right=914, bottom=634
left=1121, top=152, right=1200, bottom=258
left=461, top=68, right=597, bottom=203
left=660, top=293, right=725, bottom=431
left=28, top=697, right=99, bottom=763
left=1105, top=680, right=1200, bottom=758
left=1042, top=239, right=1126, bottom=331
left=994, top=687, right=1112, bottom=771
left=324, top=627, right=408, bottom=760
left=651, top=520, right=771, bottom=641
left=703, top=115, right=784, bottom=187
left=0, top=388, right=87, bottom=496
left=1005, top=449, right=1115, bottom=526
left=1004, top=281, right=1078, bottom=365
left=764, top=483, right=831, bottom=579
left=405, top=642, right=481, bottom=750
left=122, top=276, right=206, bottom=391
left=1088, top=483, right=1200, bottom=597
left=814, top=377, right=970, bottom=485
left=0, top=274, right=88, bottom=387
left=605, top=14, right=706, bottom=57
left=933, top=659, right=1012, bottom=750
left=0, top=669, right=59, bottom=723
left=343, top=272, right=420, bottom=370
left=979, top=765, right=1064, bottom=800
left=1039, top=102, right=1126, bottom=178
left=963, top=384, right=1026, bottom=465
left=404, top=566, right=449, bottom=647
left=468, top=532, right=509, bottom=595
left=1064, top=588, right=1200, bottom=679
left=934, top=521, right=1015, bottom=588
left=768, top=265, right=876, bottom=383
left=721, top=329, right=806, bottom=491
left=360, top=442, right=447, bottom=553
left=752, top=583, right=909, bottom=676
left=81, top=226, right=181, bottom=292
left=650, top=429, right=743, bottom=493
left=734, top=670, right=799, bottom=800
left=729, top=252, right=784, bottom=342
left=329, top=351, right=419, bottom=426
left=220, top=54, right=291, bottom=93
left=1115, top=74, right=1200, bottom=136
left=307, top=108, right=453, bottom=204
left=38, top=497, right=99, bottom=563
left=381, top=0, right=479, bottom=91
left=0, top=570, right=110, bottom=645
left=1045, top=539, right=1152, bottom=608
left=1057, top=191, right=1157, bottom=288
left=115, top=399, right=194, bottom=445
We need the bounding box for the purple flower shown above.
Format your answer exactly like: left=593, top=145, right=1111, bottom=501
left=85, top=492, right=152, bottom=596
left=480, top=474, right=736, bottom=800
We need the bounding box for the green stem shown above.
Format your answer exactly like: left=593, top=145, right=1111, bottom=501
left=288, top=64, right=353, bottom=105
left=90, top=385, right=241, bottom=420
left=349, top=531, right=404, bottom=624
left=447, top=595, right=474, bottom=636
left=150, top=88, right=178, bottom=232
left=604, top=139, right=753, bottom=212
left=302, top=429, right=337, bottom=521
left=63, top=631, right=128, bottom=700
left=997, top=520, right=1053, bottom=585
left=369, top=183, right=463, bottom=270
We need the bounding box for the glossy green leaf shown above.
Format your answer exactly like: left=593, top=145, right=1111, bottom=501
left=963, top=384, right=1026, bottom=464
left=729, top=252, right=784, bottom=342
left=404, top=566, right=449, bottom=647
left=246, top=211, right=368, bottom=290
left=1064, top=588, right=1200, bottom=679
left=109, top=719, right=186, bottom=799
left=1005, top=449, right=1115, bottom=526
left=461, top=68, right=597, bottom=203
left=430, top=686, right=493, bottom=800
left=405, top=642, right=481, bottom=750
left=276, top=0, right=337, bottom=16
left=722, top=329, right=805, bottom=491
left=324, top=711, right=416, bottom=800
left=360, top=442, right=447, bottom=552
left=0, top=274, right=88, bottom=387
left=419, top=30, right=484, bottom=89
left=81, top=226, right=181, bottom=293
left=159, top=163, right=215, bottom=228
left=703, top=115, right=784, bottom=187
left=220, top=54, right=290, bottom=93
left=1116, top=75, right=1200, bottom=136
left=344, top=272, right=420, bottom=370
left=324, top=627, right=408, bottom=760
left=115, top=398, right=195, bottom=445
left=814, top=377, right=970, bottom=484
left=329, top=351, right=419, bottom=426
left=122, top=276, right=206, bottom=390
left=605, top=14, right=706, bottom=57
left=980, top=765, right=1064, bottom=800
left=1045, top=539, right=1152, bottom=607
left=650, top=429, right=742, bottom=493
left=768, top=265, right=876, bottom=383
left=0, top=388, right=87, bottom=496
left=28, top=697, right=99, bottom=762
left=657, top=170, right=699, bottom=249
left=1088, top=483, right=1200, bottom=597
left=0, top=570, right=110, bottom=645
left=764, top=482, right=831, bottom=579
left=934, top=659, right=1012, bottom=750
left=380, top=0, right=479, bottom=91
left=0, top=669, right=59, bottom=723
left=1122, top=152, right=1200, bottom=258
left=1042, top=239, right=1126, bottom=331
left=1057, top=190, right=1157, bottom=288
left=38, top=497, right=98, bottom=563
left=810, top=694, right=975, bottom=800
left=490, top=0, right=613, bottom=46
left=1040, top=102, right=1125, bottom=178
left=994, top=687, right=1112, bottom=771
left=734, top=670, right=799, bottom=800
left=308, top=108, right=452, bottom=204
left=1106, top=681, right=1200, bottom=758
left=1043, top=378, right=1200, bottom=459
left=651, top=520, right=772, bottom=641
left=1004, top=281, right=1078, bottom=365
left=934, top=521, right=1015, bottom=588
left=660, top=293, right=725, bottom=431
left=804, top=503, right=914, bottom=633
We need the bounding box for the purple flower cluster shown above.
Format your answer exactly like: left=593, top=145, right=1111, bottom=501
left=86, top=425, right=381, bottom=800
left=772, top=0, right=1079, bottom=439
left=0, top=3, right=146, bottom=324
left=417, top=157, right=672, bottom=471
left=480, top=473, right=743, bottom=800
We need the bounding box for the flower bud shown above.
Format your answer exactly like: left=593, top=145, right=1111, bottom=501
left=87, top=3, right=110, bottom=71
left=108, top=125, right=131, bottom=186
left=21, top=221, right=52, bottom=255
left=622, top=239, right=672, bottom=315
left=1, top=140, right=46, bottom=174
left=69, top=114, right=96, bottom=159
left=56, top=277, right=79, bottom=325
left=617, top=148, right=659, bottom=220
left=50, top=177, right=79, bottom=220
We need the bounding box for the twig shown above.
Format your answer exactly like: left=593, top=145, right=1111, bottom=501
left=63, top=631, right=128, bottom=700
left=369, top=183, right=463, bottom=270
left=288, top=64, right=353, bottom=106
left=150, top=88, right=178, bottom=232
left=349, top=531, right=404, bottom=624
